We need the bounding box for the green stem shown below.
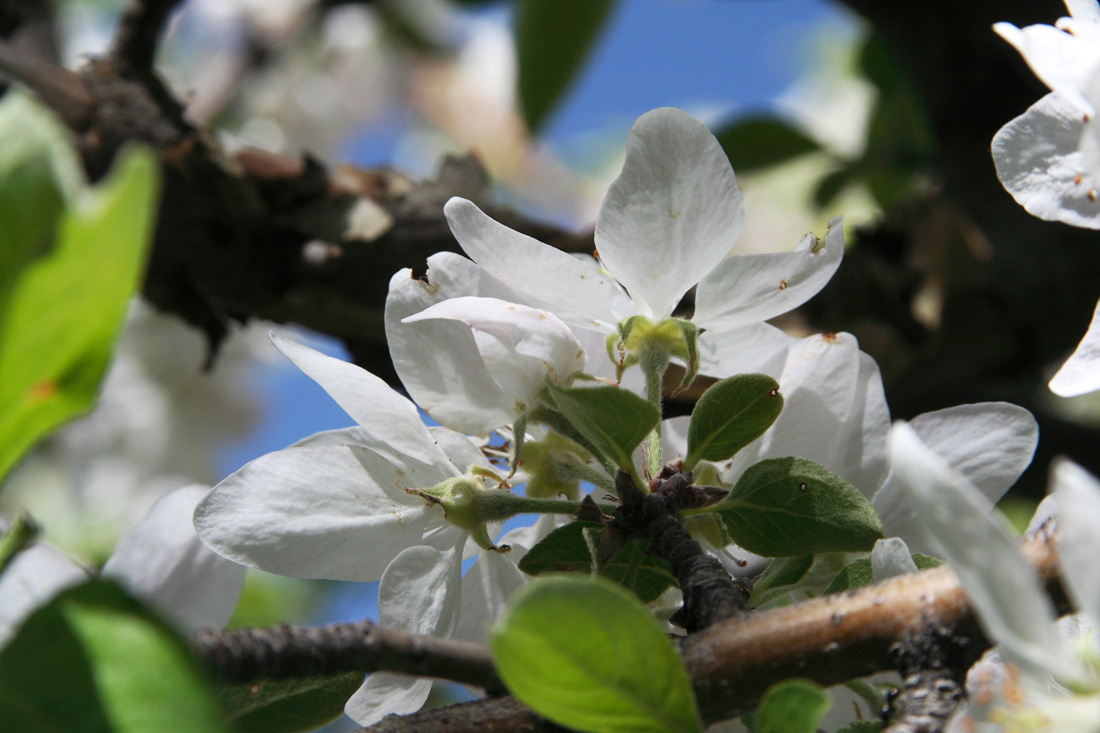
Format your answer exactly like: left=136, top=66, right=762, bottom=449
left=640, top=344, right=670, bottom=481
left=476, top=490, right=618, bottom=522
left=551, top=451, right=616, bottom=491
left=0, top=511, right=39, bottom=575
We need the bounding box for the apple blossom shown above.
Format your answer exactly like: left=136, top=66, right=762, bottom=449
left=439, top=107, right=844, bottom=386
left=891, top=424, right=1100, bottom=731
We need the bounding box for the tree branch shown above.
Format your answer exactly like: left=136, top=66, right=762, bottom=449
left=192, top=620, right=504, bottom=695
left=110, top=0, right=184, bottom=73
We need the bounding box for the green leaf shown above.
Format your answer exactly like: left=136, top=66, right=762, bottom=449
left=714, top=116, right=822, bottom=173
left=715, top=457, right=884, bottom=557
left=546, top=382, right=659, bottom=471
left=516, top=0, right=617, bottom=133
left=517, top=521, right=677, bottom=603
left=0, top=132, right=159, bottom=483
left=838, top=722, right=885, bottom=733
left=220, top=672, right=364, bottom=733
left=748, top=554, right=814, bottom=607
left=824, top=553, right=942, bottom=595
left=0, top=578, right=230, bottom=732
left=684, top=374, right=783, bottom=470
left=491, top=575, right=702, bottom=733
left=754, top=679, right=832, bottom=733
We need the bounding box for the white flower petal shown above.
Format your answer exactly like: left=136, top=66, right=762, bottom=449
left=345, top=675, right=432, bottom=728
left=696, top=323, right=795, bottom=380
left=993, top=22, right=1100, bottom=113
left=1067, top=0, right=1100, bottom=24
left=887, top=422, right=1065, bottom=679
left=452, top=548, right=527, bottom=645
left=405, top=296, right=586, bottom=408
left=992, top=92, right=1100, bottom=228
left=874, top=403, right=1038, bottom=546
left=386, top=253, right=519, bottom=434
left=345, top=544, right=462, bottom=726
left=443, top=198, right=617, bottom=331
left=270, top=332, right=451, bottom=472
left=194, top=446, right=443, bottom=581
left=103, top=485, right=245, bottom=632
left=726, top=334, right=890, bottom=498
left=871, top=537, right=918, bottom=581
left=1050, top=295, right=1100, bottom=396
left=1052, top=458, right=1100, bottom=627
left=596, top=107, right=744, bottom=319
left=693, top=217, right=844, bottom=332
left=0, top=530, right=87, bottom=646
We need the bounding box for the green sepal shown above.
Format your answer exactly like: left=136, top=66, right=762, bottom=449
left=669, top=318, right=700, bottom=395
left=714, top=457, right=884, bottom=557
left=684, top=374, right=783, bottom=470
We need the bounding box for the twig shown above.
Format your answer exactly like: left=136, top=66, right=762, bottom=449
left=191, top=620, right=504, bottom=695
left=110, top=0, right=184, bottom=72
left=361, top=695, right=569, bottom=733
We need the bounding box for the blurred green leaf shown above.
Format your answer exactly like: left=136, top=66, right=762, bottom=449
left=824, top=553, right=942, bottom=595
left=220, top=672, right=364, bottom=733
left=684, top=374, right=783, bottom=470
left=755, top=679, right=832, bottom=733
left=546, top=382, right=659, bottom=471
left=516, top=0, right=617, bottom=133
left=492, top=575, right=702, bottom=733
left=714, top=116, right=822, bottom=173
left=748, top=554, right=814, bottom=607
left=0, top=95, right=159, bottom=484
left=715, top=457, right=884, bottom=557
left=838, top=722, right=885, bottom=733
left=517, top=521, right=676, bottom=602
left=0, top=579, right=230, bottom=732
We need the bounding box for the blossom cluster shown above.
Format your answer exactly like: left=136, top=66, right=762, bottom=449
left=175, top=107, right=1055, bottom=727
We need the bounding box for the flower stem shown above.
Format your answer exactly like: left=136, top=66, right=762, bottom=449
left=639, top=342, right=670, bottom=480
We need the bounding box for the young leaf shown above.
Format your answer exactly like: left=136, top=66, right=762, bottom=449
left=546, top=382, right=660, bottom=471
left=754, top=679, right=832, bottom=733
left=824, top=553, right=942, bottom=595
left=220, top=672, right=365, bottom=733
left=716, top=457, right=884, bottom=557
left=0, top=579, right=230, bottom=732
left=516, top=0, right=617, bottom=133
left=517, top=521, right=676, bottom=603
left=685, top=374, right=783, bottom=470
left=748, top=555, right=814, bottom=607
left=0, top=109, right=159, bottom=483
left=491, top=575, right=702, bottom=733
left=713, top=116, right=823, bottom=173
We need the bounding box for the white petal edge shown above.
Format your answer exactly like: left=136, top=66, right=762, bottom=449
left=874, top=402, right=1039, bottom=547
left=596, top=107, right=744, bottom=319
left=693, top=216, right=844, bottom=332
left=385, top=253, right=518, bottom=435
left=194, top=446, right=444, bottom=582
left=404, top=296, right=586, bottom=405
left=345, top=545, right=462, bottom=725
left=887, top=422, right=1066, bottom=679
left=993, top=22, right=1100, bottom=113
left=270, top=332, right=452, bottom=472
left=0, top=532, right=87, bottom=646
left=1050, top=295, right=1100, bottom=396
left=992, top=92, right=1100, bottom=229
left=103, top=484, right=245, bottom=632
left=1052, top=458, right=1100, bottom=627
left=443, top=198, right=617, bottom=331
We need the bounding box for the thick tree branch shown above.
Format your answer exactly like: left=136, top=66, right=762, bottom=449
left=331, top=524, right=1060, bottom=731
left=110, top=0, right=183, bottom=73
left=192, top=620, right=504, bottom=695
left=881, top=625, right=971, bottom=733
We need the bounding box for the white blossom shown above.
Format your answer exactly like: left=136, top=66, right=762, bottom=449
left=438, top=107, right=844, bottom=381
